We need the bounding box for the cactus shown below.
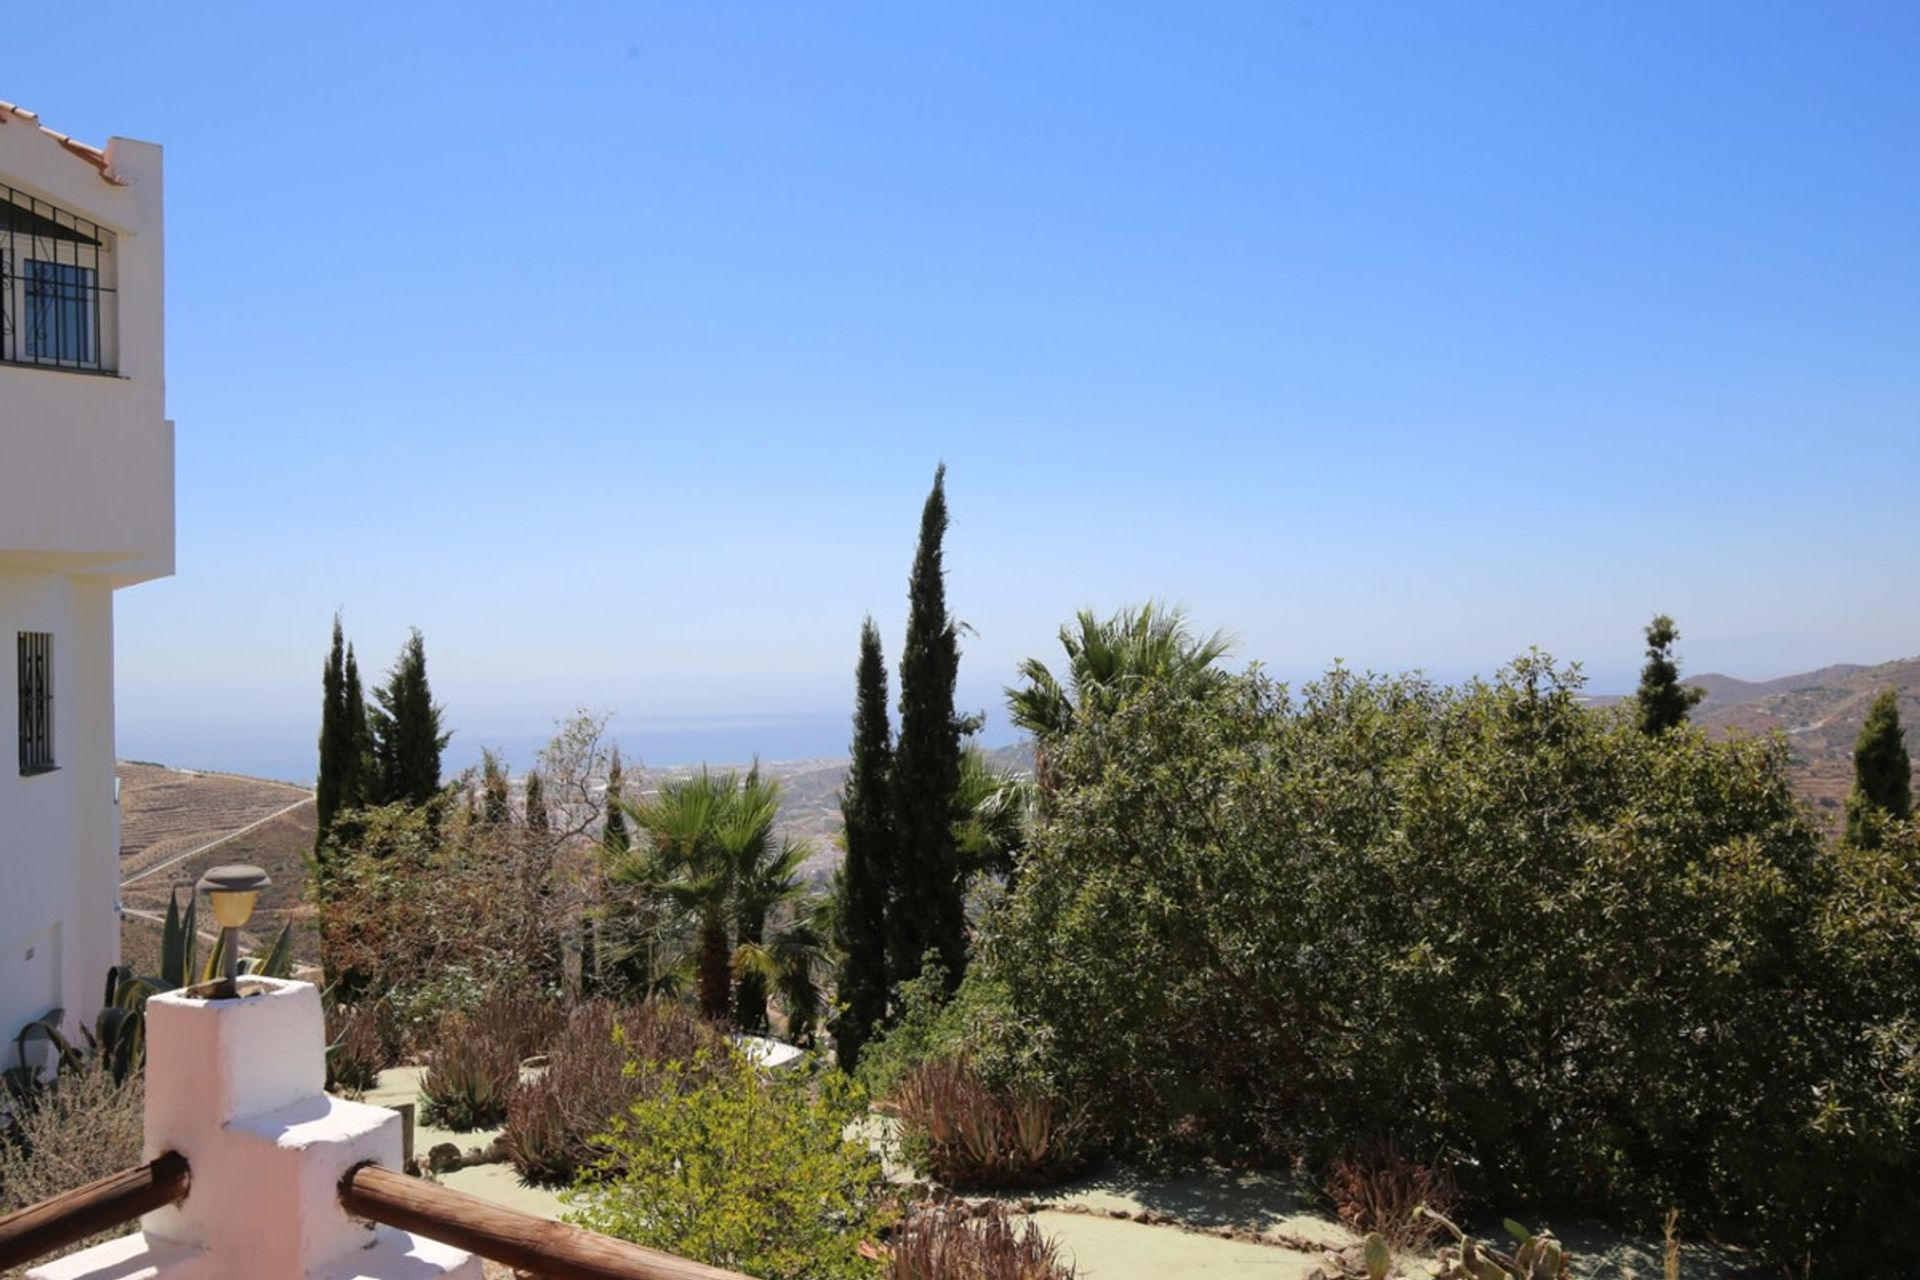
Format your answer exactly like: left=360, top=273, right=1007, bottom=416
left=1417, top=1206, right=1570, bottom=1280
left=1364, top=1232, right=1392, bottom=1280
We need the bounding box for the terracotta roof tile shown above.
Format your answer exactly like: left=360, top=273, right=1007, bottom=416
left=0, top=100, right=125, bottom=184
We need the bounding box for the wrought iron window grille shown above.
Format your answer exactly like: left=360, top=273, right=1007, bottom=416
left=2, top=182, right=116, bottom=373
left=18, top=631, right=55, bottom=775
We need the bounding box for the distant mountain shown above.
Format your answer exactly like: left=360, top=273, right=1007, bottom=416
left=1684, top=657, right=1920, bottom=816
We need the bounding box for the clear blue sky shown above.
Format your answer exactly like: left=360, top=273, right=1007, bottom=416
left=13, top=3, right=1918, bottom=780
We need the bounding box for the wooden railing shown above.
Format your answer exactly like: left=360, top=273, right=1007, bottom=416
left=0, top=1154, right=751, bottom=1280
left=340, top=1163, right=751, bottom=1280
left=0, top=1153, right=189, bottom=1272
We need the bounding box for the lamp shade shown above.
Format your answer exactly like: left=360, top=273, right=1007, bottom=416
left=198, top=864, right=271, bottom=929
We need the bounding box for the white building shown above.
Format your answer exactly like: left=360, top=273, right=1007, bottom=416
left=0, top=102, right=172, bottom=1055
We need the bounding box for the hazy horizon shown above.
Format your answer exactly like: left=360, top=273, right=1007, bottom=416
left=118, top=644, right=1913, bottom=785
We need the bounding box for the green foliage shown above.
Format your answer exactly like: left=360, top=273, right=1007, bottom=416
left=855, top=959, right=1039, bottom=1104
left=316, top=614, right=350, bottom=845
left=565, top=1047, right=890, bottom=1280
left=524, top=769, right=549, bottom=832
left=953, top=747, right=1032, bottom=882
left=480, top=749, right=510, bottom=825
left=1634, top=613, right=1705, bottom=735
left=893, top=463, right=969, bottom=994
left=368, top=627, right=450, bottom=806
left=1845, top=688, right=1912, bottom=847
left=613, top=768, right=825, bottom=1031
left=602, top=748, right=630, bottom=853
left=836, top=617, right=895, bottom=1072
left=985, top=656, right=1912, bottom=1274
left=1006, top=600, right=1233, bottom=751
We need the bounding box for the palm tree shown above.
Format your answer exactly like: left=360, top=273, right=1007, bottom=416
left=616, top=769, right=735, bottom=1018
left=613, top=767, right=828, bottom=1032
left=1007, top=601, right=1234, bottom=784
left=954, top=747, right=1032, bottom=880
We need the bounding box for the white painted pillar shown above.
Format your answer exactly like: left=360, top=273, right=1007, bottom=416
left=31, top=979, right=481, bottom=1280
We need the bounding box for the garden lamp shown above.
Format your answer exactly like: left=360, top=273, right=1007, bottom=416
left=198, top=863, right=271, bottom=986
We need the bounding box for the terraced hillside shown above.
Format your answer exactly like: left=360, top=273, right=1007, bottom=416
left=1689, top=656, right=1920, bottom=818
left=118, top=763, right=319, bottom=969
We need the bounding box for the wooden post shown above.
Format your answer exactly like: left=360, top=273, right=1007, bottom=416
left=339, top=1163, right=750, bottom=1280
left=0, top=1153, right=190, bottom=1272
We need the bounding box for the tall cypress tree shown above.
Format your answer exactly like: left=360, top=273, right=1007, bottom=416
left=480, top=750, right=510, bottom=825
left=891, top=465, right=968, bottom=992
left=342, top=644, right=372, bottom=809
left=524, top=769, right=549, bottom=832
left=1846, top=689, right=1912, bottom=848
left=369, top=628, right=450, bottom=806
left=603, top=748, right=630, bottom=852
left=315, top=615, right=349, bottom=849
left=1635, top=613, right=1706, bottom=735
left=835, top=617, right=895, bottom=1070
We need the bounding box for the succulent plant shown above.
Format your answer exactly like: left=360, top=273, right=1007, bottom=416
left=1418, top=1207, right=1570, bottom=1280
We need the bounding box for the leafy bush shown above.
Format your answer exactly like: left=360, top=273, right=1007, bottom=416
left=887, top=1202, right=1076, bottom=1280
left=884, top=1057, right=1089, bottom=1189
left=0, top=1064, right=145, bottom=1263
left=565, top=1047, right=891, bottom=1280
left=503, top=998, right=723, bottom=1185
left=984, top=657, right=1913, bottom=1275
left=857, top=960, right=1043, bottom=1103
left=1325, top=1142, right=1458, bottom=1252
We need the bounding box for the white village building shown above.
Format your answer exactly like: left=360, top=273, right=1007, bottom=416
left=0, top=102, right=173, bottom=1055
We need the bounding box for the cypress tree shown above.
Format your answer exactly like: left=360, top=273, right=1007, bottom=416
left=1635, top=613, right=1706, bottom=735
left=603, top=748, right=630, bottom=853
left=480, top=750, right=510, bottom=825
left=342, top=644, right=372, bottom=809
left=524, top=769, right=549, bottom=832
left=834, top=617, right=895, bottom=1070
left=891, top=464, right=968, bottom=992
left=369, top=628, right=450, bottom=806
left=315, top=615, right=349, bottom=848
left=1846, top=689, right=1912, bottom=848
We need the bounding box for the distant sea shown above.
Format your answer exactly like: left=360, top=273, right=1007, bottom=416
left=119, top=710, right=1020, bottom=786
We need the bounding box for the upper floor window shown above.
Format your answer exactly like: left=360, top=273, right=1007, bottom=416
left=2, top=182, right=115, bottom=373
left=18, top=631, right=54, bottom=775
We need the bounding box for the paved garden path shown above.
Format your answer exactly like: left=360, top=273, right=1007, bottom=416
left=363, top=1069, right=1746, bottom=1280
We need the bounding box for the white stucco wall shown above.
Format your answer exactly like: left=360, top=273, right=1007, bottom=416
left=0, top=114, right=172, bottom=1057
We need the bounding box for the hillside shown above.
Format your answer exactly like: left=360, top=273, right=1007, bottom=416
left=1685, top=656, right=1920, bottom=816
left=118, top=762, right=319, bottom=970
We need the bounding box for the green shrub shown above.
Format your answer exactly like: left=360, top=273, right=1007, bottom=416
left=887, top=1202, right=1076, bottom=1280
left=984, top=657, right=1912, bottom=1275
left=884, top=1057, right=1089, bottom=1189
left=565, top=1046, right=890, bottom=1280
left=857, top=961, right=1041, bottom=1103
left=503, top=998, right=724, bottom=1185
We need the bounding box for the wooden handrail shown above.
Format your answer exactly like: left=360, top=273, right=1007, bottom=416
left=340, top=1163, right=751, bottom=1280
left=0, top=1152, right=189, bottom=1272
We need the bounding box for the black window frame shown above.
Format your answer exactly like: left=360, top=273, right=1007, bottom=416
left=18, top=631, right=54, bottom=775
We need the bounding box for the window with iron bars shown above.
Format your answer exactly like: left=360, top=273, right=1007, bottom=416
left=18, top=632, right=55, bottom=775
left=2, top=183, right=115, bottom=373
